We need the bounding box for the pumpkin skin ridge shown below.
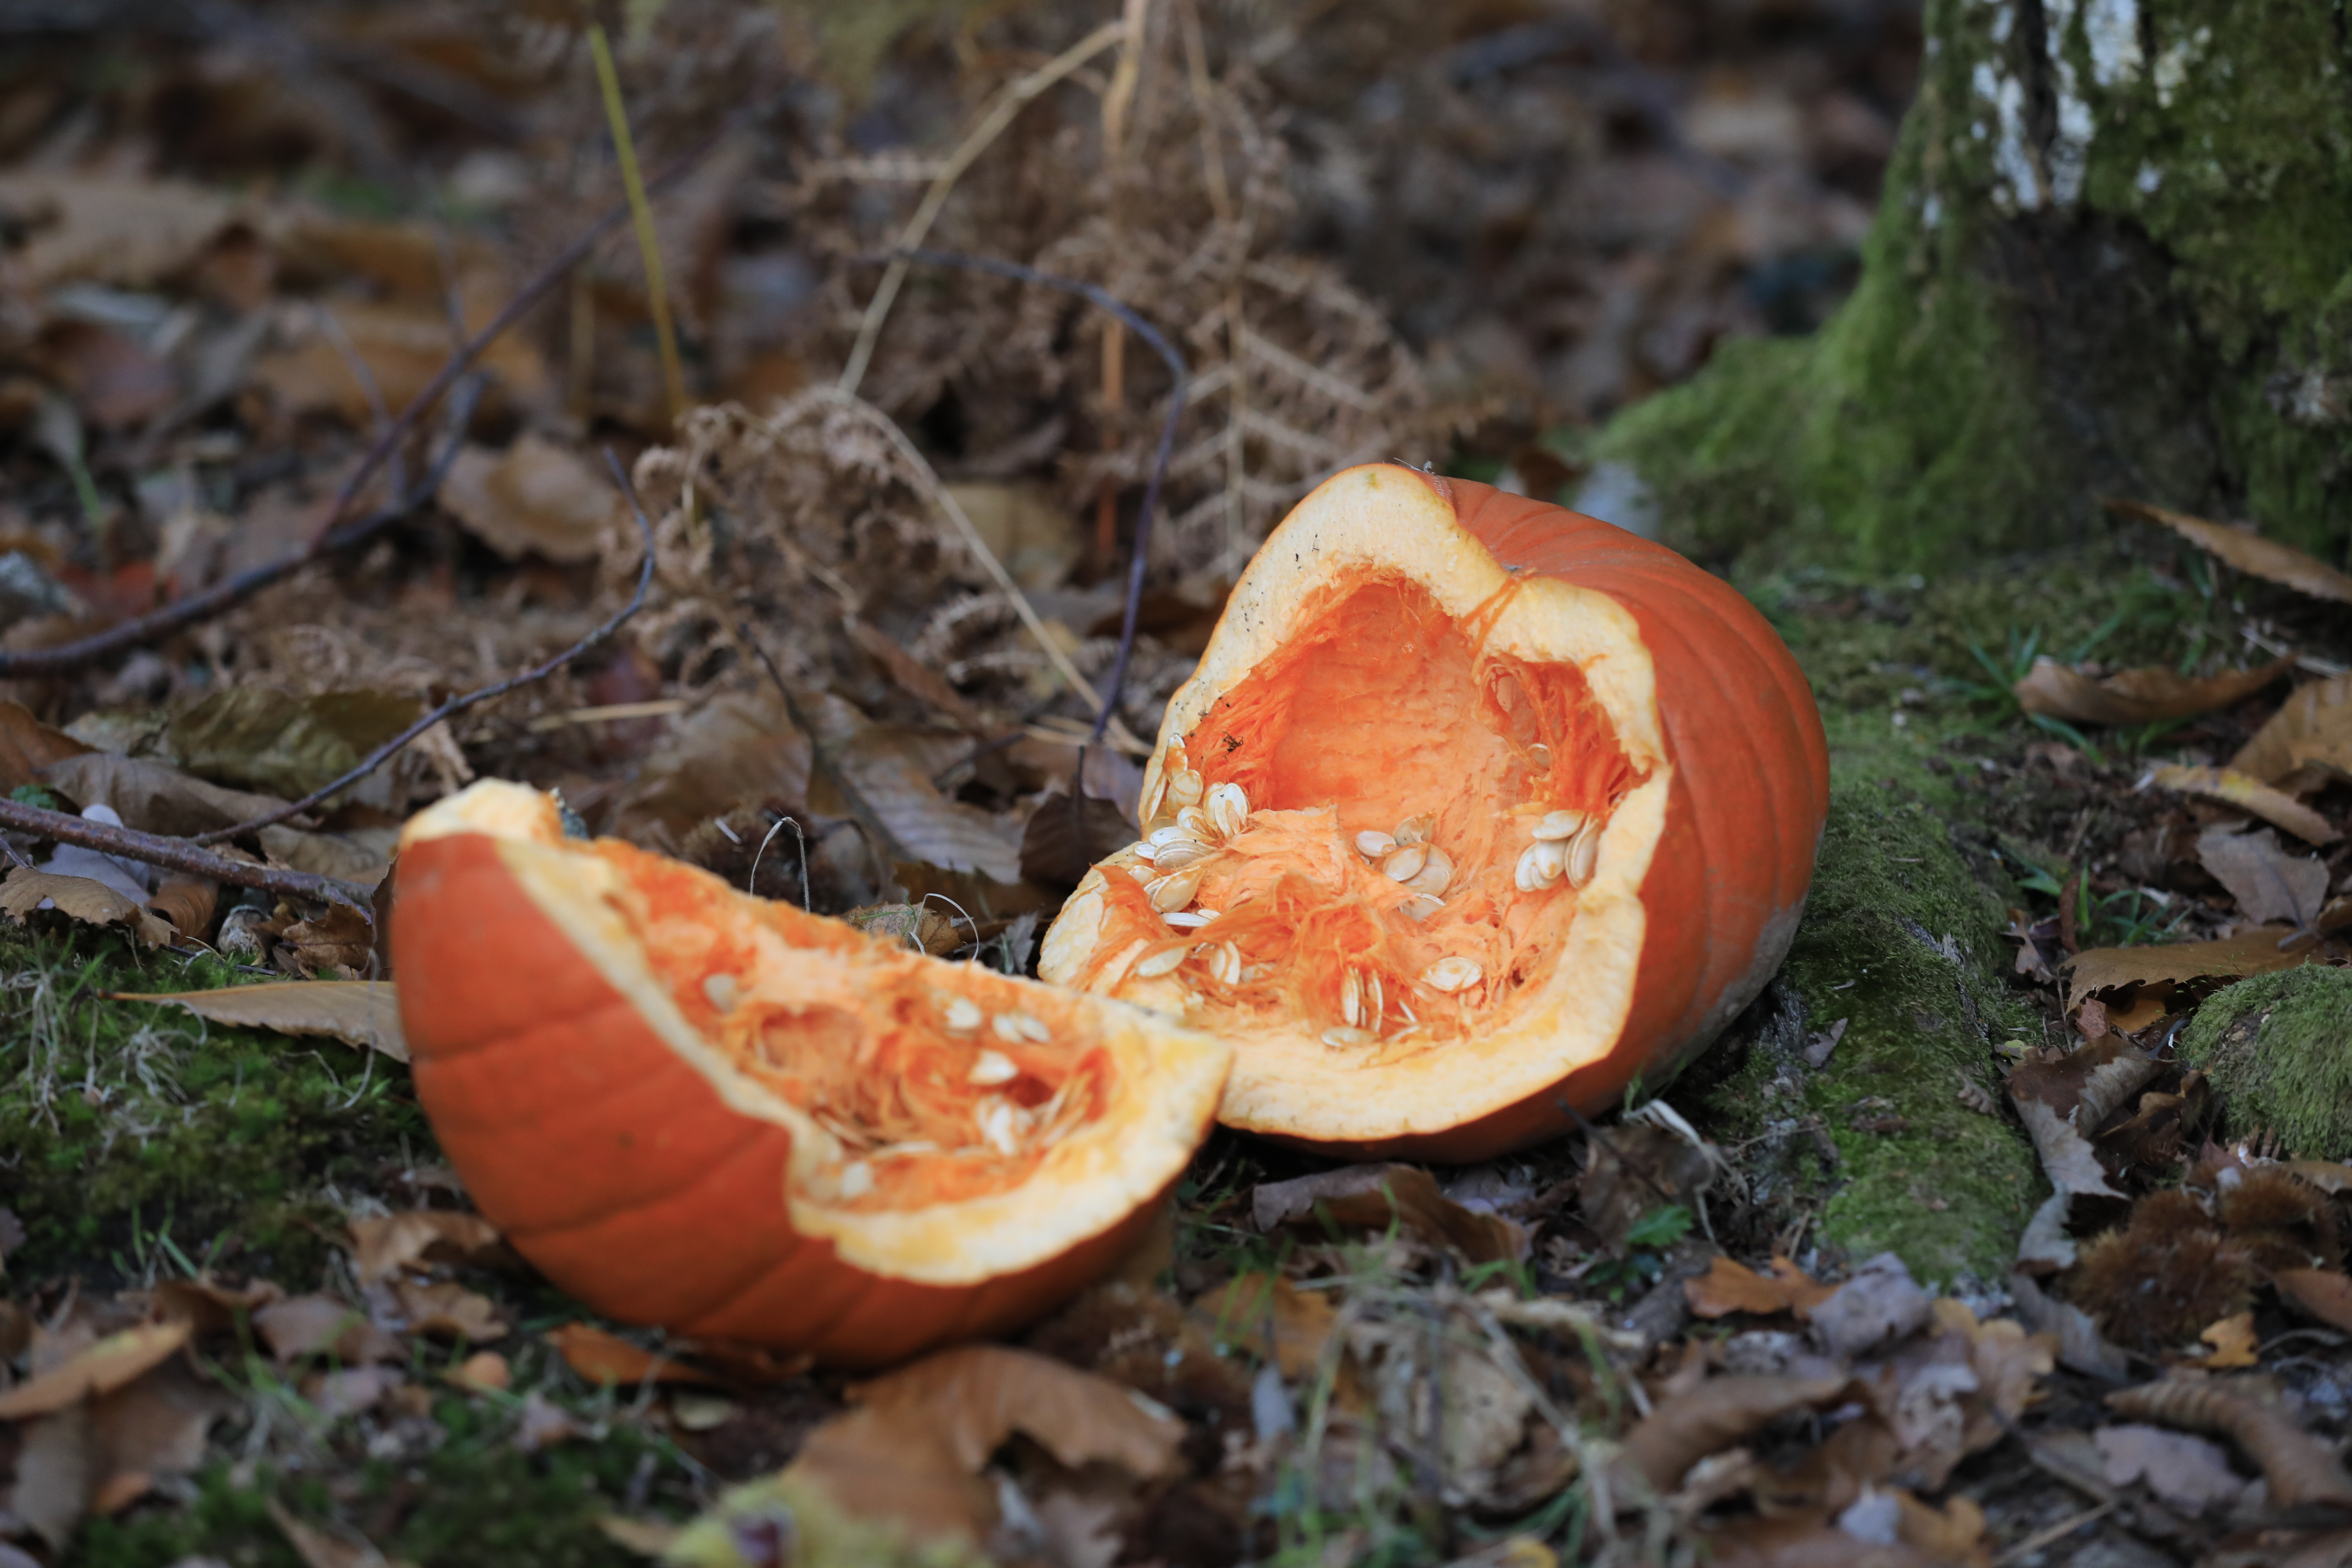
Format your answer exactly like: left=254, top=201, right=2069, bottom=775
left=392, top=782, right=1229, bottom=1362
left=1040, top=464, right=1827, bottom=1159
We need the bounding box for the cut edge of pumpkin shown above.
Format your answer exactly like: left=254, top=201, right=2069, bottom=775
left=401, top=782, right=1230, bottom=1287
left=1039, top=463, right=1672, bottom=1148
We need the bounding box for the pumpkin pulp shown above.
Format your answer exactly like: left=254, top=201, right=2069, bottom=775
left=1078, top=569, right=1647, bottom=1062
left=597, top=839, right=1116, bottom=1212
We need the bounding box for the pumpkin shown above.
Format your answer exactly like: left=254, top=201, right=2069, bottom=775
left=389, top=781, right=1229, bottom=1364
left=1040, top=464, right=1827, bottom=1161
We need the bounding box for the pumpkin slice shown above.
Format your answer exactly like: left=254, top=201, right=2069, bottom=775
left=1041, top=465, right=1827, bottom=1161
left=390, top=781, right=1228, bottom=1364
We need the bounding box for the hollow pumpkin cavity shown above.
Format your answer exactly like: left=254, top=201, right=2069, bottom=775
left=593, top=840, right=1114, bottom=1213
left=1080, top=572, right=1648, bottom=1063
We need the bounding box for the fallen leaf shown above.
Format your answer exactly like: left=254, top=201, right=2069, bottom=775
left=2005, top=1036, right=2162, bottom=1205
left=166, top=686, right=421, bottom=805
left=1251, top=1163, right=1529, bottom=1264
left=608, top=687, right=814, bottom=853
left=2200, top=1312, right=2260, bottom=1368
left=0, top=868, right=172, bottom=946
left=547, top=1322, right=719, bottom=1386
left=0, top=1322, right=190, bottom=1419
left=310, top=1366, right=405, bottom=1418
left=2108, top=1377, right=2352, bottom=1510
left=1349, top=1311, right=1535, bottom=1497
left=150, top=1276, right=286, bottom=1335
left=1804, top=1016, right=1848, bottom=1067
left=2096, top=1422, right=2246, bottom=1514
left=251, top=1295, right=401, bottom=1365
left=1019, top=790, right=1135, bottom=891
left=2284, top=1161, right=2352, bottom=1194
left=251, top=297, right=547, bottom=427
left=392, top=1279, right=507, bottom=1342
left=514, top=1389, right=582, bottom=1452
left=276, top=903, right=375, bottom=979
left=2273, top=1268, right=2352, bottom=1335
left=2234, top=672, right=2352, bottom=786
left=89, top=1358, right=236, bottom=1508
left=2008, top=1272, right=2133, bottom=1381
left=437, top=435, right=620, bottom=563
left=43, top=320, right=177, bottom=430
left=0, top=699, right=94, bottom=793
left=114, top=982, right=406, bottom=1063
left=1808, top=1253, right=1934, bottom=1359
left=2146, top=763, right=2339, bottom=845
left=1191, top=1272, right=1337, bottom=1378
left=828, top=725, right=1024, bottom=882
left=2113, top=499, right=2352, bottom=606
left=2014, top=654, right=2290, bottom=725
left=42, top=751, right=293, bottom=838
left=841, top=901, right=962, bottom=955
left=2064, top=926, right=2318, bottom=1009
left=145, top=874, right=218, bottom=940
left=945, top=481, right=1083, bottom=593
left=1686, top=1255, right=1837, bottom=1320
left=2197, top=824, right=2329, bottom=929
left=1616, top=1373, right=1853, bottom=1492
left=846, top=617, right=986, bottom=733
left=0, top=173, right=236, bottom=287
left=1580, top=1121, right=1722, bottom=1250
left=7, top=1401, right=92, bottom=1549
left=441, top=1352, right=510, bottom=1395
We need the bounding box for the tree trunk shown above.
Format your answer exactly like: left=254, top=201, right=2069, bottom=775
left=1588, top=0, right=2352, bottom=571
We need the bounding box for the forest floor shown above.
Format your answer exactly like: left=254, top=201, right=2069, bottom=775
left=2, top=5, right=2352, bottom=1568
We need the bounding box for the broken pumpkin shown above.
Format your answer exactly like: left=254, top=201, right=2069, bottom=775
left=1041, top=464, right=1827, bottom=1159
left=389, top=781, right=1228, bottom=1364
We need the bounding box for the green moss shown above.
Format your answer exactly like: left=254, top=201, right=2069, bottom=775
left=0, top=923, right=426, bottom=1286
left=2179, top=967, right=2352, bottom=1160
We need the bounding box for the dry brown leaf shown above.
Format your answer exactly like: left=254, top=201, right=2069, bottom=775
left=2064, top=926, right=2319, bottom=1009
left=1191, top=1272, right=1337, bottom=1379
left=2147, top=763, right=2340, bottom=845
left=2014, top=655, right=2290, bottom=725
left=1699, top=1514, right=1942, bottom=1568
left=828, top=725, right=1024, bottom=882
left=846, top=617, right=987, bottom=733
left=42, top=751, right=292, bottom=838
left=251, top=1295, right=401, bottom=1365
left=2114, top=499, right=2352, bottom=605
left=391, top=1279, right=507, bottom=1342
left=0, top=1322, right=190, bottom=1420
left=88, top=1357, right=237, bottom=1513
left=150, top=1276, right=286, bottom=1335
left=848, top=1343, right=1187, bottom=1478
left=250, top=298, right=546, bottom=426
left=2272, top=1269, right=2352, bottom=1335
left=348, top=1211, right=503, bottom=1283
left=2284, top=1162, right=2352, bottom=1194
left=276, top=903, right=374, bottom=979
left=2235, top=672, right=2352, bottom=786
left=608, top=688, right=814, bottom=852
left=944, top=481, right=1083, bottom=593
left=2096, top=1422, right=2247, bottom=1514
left=1019, top=790, right=1136, bottom=890
left=784, top=1405, right=993, bottom=1544
left=2005, top=1036, right=2163, bottom=1203
left=0, top=173, right=236, bottom=287
left=2197, top=824, right=2330, bottom=929
left=0, top=700, right=94, bottom=793
left=114, top=982, right=406, bottom=1064
left=1617, top=1374, right=1854, bottom=1493
left=1251, top=1163, right=1528, bottom=1264
left=0, top=868, right=172, bottom=947
left=145, top=875, right=218, bottom=940
left=1810, top=1254, right=1935, bottom=1359
left=2200, top=1312, right=2260, bottom=1368
left=7, top=1402, right=92, bottom=1550
left=437, top=435, right=620, bottom=563
left=1686, top=1255, right=1836, bottom=1320
left=1581, top=1120, right=1723, bottom=1249
left=2107, top=1377, right=2352, bottom=1510
left=546, top=1322, right=719, bottom=1387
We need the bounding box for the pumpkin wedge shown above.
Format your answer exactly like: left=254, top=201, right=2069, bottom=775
left=1041, top=465, right=1827, bottom=1161
left=390, top=781, right=1228, bottom=1364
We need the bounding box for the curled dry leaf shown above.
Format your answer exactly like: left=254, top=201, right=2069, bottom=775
left=1581, top=1120, right=1723, bottom=1250
left=2235, top=672, right=2352, bottom=788
left=829, top=725, right=1025, bottom=883
left=2197, top=825, right=2331, bottom=929
left=251, top=1295, right=401, bottom=1366
left=0, top=699, right=93, bottom=793
left=1616, top=1373, right=1854, bottom=1493
left=1251, top=1163, right=1529, bottom=1265
left=546, top=1322, right=720, bottom=1387
left=275, top=902, right=376, bottom=978
left=437, top=434, right=619, bottom=563
left=2096, top=1422, right=2247, bottom=1514
left=0, top=868, right=172, bottom=947
left=1686, top=1255, right=1836, bottom=1320
left=2112, top=499, right=2352, bottom=606
left=1808, top=1254, right=1934, bottom=1359
left=41, top=752, right=290, bottom=838
left=607, top=687, right=814, bottom=853
left=2005, top=1036, right=2163, bottom=1205
left=2107, top=1377, right=2352, bottom=1510
left=2272, top=1269, right=2352, bottom=1335
left=115, top=981, right=407, bottom=1064
left=166, top=686, right=421, bottom=806
left=0, top=172, right=236, bottom=287
left=2200, top=1313, right=2260, bottom=1369
left=2014, top=654, right=2291, bottom=726
left=347, top=1210, right=504, bottom=1284
left=391, top=1279, right=507, bottom=1342
left=150, top=1276, right=285, bottom=1335
left=0, top=1321, right=190, bottom=1420
left=1191, top=1272, right=1338, bottom=1379
left=2064, top=926, right=2317, bottom=1010
left=2146, top=763, right=2339, bottom=846
left=145, top=874, right=218, bottom=939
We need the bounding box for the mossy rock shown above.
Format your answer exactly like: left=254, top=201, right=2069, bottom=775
left=2180, top=966, right=2352, bottom=1160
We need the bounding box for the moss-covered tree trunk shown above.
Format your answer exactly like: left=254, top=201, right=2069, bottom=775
left=1595, top=0, right=2352, bottom=571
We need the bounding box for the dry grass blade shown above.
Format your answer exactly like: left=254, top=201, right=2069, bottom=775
left=2107, top=1378, right=2352, bottom=1510
left=111, top=982, right=407, bottom=1064
left=2109, top=499, right=2352, bottom=605
left=2145, top=763, right=2340, bottom=845
left=2014, top=654, right=2291, bottom=725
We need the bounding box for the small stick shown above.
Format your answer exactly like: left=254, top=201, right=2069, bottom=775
left=188, top=450, right=658, bottom=845
left=0, top=119, right=742, bottom=679
left=0, top=802, right=370, bottom=909
left=588, top=23, right=686, bottom=425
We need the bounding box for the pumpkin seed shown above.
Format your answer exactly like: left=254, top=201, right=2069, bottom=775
left=1206, top=782, right=1250, bottom=839
left=942, top=996, right=984, bottom=1032
left=1366, top=972, right=1385, bottom=1022
left=1421, top=956, right=1483, bottom=993
left=1147, top=868, right=1205, bottom=912
left=1402, top=893, right=1445, bottom=920
left=1167, top=769, right=1206, bottom=807
left=1153, top=841, right=1211, bottom=871
left=1528, top=742, right=1553, bottom=772
left=1149, top=824, right=1206, bottom=850
left=1321, top=1026, right=1374, bottom=1049
left=702, top=972, right=740, bottom=1011
left=976, top=1097, right=1029, bottom=1156
left=1567, top=823, right=1601, bottom=887
left=1134, top=945, right=1190, bottom=979
left=1208, top=941, right=1244, bottom=986
left=874, top=1140, right=938, bottom=1159
left=1406, top=845, right=1452, bottom=897
left=1532, top=809, right=1586, bottom=841
left=1354, top=829, right=1397, bottom=859
left=1380, top=844, right=1428, bottom=883
left=1130, top=839, right=1160, bottom=863
left=992, top=1010, right=1051, bottom=1043
left=967, top=1049, right=1019, bottom=1085
left=1516, top=840, right=1566, bottom=891
left=1393, top=813, right=1434, bottom=846
left=1126, top=863, right=1157, bottom=885
left=837, top=1161, right=874, bottom=1199
left=1163, top=908, right=1219, bottom=929
left=1140, top=772, right=1170, bottom=824
left=1341, top=968, right=1363, bottom=1027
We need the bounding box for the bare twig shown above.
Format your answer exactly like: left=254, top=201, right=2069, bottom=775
left=0, top=803, right=370, bottom=909
left=862, top=248, right=1189, bottom=747
left=836, top=19, right=1127, bottom=396
left=189, top=450, right=658, bottom=845
left=0, top=120, right=744, bottom=678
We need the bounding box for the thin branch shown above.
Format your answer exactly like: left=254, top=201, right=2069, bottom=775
left=0, top=802, right=370, bottom=909
left=0, top=118, right=744, bottom=678
left=875, top=247, right=1189, bottom=747
left=189, top=450, right=658, bottom=845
